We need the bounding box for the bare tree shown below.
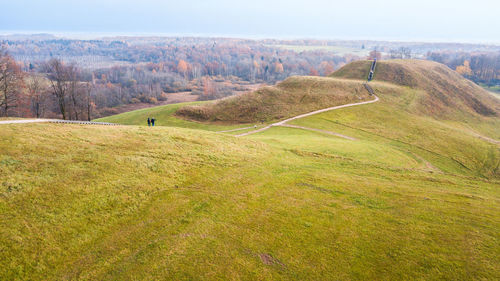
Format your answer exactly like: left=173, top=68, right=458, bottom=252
left=67, top=65, right=81, bottom=120
left=0, top=49, right=24, bottom=117
left=84, top=82, right=95, bottom=121
left=44, top=59, right=79, bottom=120
left=26, top=73, right=49, bottom=118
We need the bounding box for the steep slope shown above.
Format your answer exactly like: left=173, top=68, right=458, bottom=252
left=331, top=59, right=500, bottom=118
left=175, top=76, right=373, bottom=123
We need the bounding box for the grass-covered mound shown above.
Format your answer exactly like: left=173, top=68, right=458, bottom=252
left=175, top=76, right=373, bottom=123
left=331, top=59, right=500, bottom=118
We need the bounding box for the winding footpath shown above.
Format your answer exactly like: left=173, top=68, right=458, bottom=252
left=234, top=94, right=379, bottom=138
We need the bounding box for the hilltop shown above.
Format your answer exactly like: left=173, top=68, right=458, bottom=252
left=331, top=59, right=500, bottom=118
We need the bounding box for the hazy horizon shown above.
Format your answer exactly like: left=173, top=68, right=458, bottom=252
left=2, top=30, right=500, bottom=45
left=1, top=0, right=500, bottom=44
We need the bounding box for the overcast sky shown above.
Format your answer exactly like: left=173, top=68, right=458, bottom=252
left=1, top=0, right=499, bottom=43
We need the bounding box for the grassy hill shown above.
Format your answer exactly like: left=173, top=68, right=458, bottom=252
left=99, top=60, right=500, bottom=178
left=175, top=76, right=373, bottom=123
left=3, top=59, right=500, bottom=279
left=331, top=59, right=500, bottom=118
left=1, top=123, right=499, bottom=280
left=94, top=101, right=255, bottom=132
left=101, top=60, right=500, bottom=127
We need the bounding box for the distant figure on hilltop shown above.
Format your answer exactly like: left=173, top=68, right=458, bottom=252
left=147, top=117, right=151, bottom=126
left=151, top=118, right=156, bottom=126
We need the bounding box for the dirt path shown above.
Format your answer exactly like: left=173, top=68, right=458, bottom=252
left=235, top=95, right=379, bottom=137
left=476, top=135, right=500, bottom=146
left=217, top=126, right=258, bottom=133
left=0, top=119, right=119, bottom=126
left=465, top=129, right=500, bottom=146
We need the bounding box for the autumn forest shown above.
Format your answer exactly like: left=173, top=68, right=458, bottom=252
left=1, top=35, right=499, bottom=120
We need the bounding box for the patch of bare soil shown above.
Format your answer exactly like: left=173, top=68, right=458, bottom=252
left=259, top=253, right=286, bottom=268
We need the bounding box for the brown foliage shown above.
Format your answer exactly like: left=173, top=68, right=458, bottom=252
left=0, top=50, right=24, bottom=117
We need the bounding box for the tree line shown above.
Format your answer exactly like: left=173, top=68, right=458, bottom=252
left=1, top=38, right=359, bottom=120
left=427, top=51, right=500, bottom=86
left=4, top=38, right=348, bottom=83
left=1, top=50, right=96, bottom=120
left=3, top=37, right=498, bottom=119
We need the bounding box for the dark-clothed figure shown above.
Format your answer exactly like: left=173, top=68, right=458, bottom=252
left=151, top=118, right=155, bottom=126
left=147, top=118, right=151, bottom=126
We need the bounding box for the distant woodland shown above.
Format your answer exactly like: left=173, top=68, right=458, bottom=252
left=1, top=36, right=499, bottom=120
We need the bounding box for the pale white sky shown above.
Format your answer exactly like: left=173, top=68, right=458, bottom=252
left=1, top=0, right=499, bottom=43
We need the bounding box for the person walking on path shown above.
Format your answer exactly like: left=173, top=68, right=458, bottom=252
left=147, top=117, right=151, bottom=126
left=151, top=118, right=155, bottom=126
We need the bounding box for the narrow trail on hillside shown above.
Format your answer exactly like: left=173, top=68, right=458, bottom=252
left=464, top=129, right=500, bottom=146
left=216, top=126, right=257, bottom=133
left=234, top=94, right=379, bottom=137
left=0, top=119, right=119, bottom=126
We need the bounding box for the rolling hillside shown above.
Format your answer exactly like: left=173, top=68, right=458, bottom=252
left=99, top=59, right=500, bottom=178
left=2, top=122, right=499, bottom=280
left=4, top=59, right=500, bottom=280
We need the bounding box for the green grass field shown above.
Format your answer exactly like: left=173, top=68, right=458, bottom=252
left=2, top=121, right=499, bottom=280
left=95, top=101, right=252, bottom=131
left=2, top=60, right=500, bottom=280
